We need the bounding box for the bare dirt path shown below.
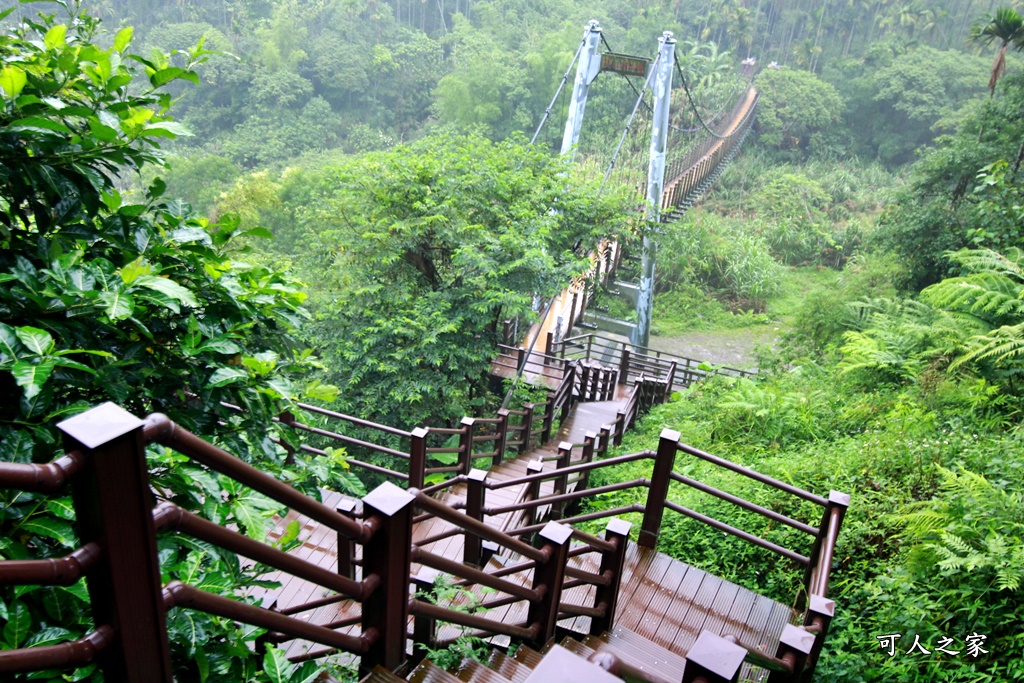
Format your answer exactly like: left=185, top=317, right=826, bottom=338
left=648, top=325, right=780, bottom=369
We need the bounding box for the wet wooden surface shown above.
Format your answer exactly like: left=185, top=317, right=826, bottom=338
left=256, top=382, right=795, bottom=666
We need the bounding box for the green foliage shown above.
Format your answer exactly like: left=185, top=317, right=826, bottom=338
left=0, top=8, right=356, bottom=682
left=658, top=210, right=783, bottom=312
left=294, top=133, right=629, bottom=427
left=922, top=248, right=1024, bottom=376
left=753, top=67, right=844, bottom=155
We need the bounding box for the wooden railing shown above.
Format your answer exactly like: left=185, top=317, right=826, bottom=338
left=551, top=331, right=756, bottom=392
left=252, top=355, right=593, bottom=491
left=0, top=394, right=845, bottom=683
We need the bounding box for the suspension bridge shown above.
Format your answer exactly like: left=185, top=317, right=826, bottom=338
left=0, top=21, right=848, bottom=683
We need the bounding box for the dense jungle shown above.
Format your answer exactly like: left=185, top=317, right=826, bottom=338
left=2, top=0, right=1024, bottom=681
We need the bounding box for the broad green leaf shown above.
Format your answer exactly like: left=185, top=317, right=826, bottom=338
left=4, top=116, right=73, bottom=136
left=239, top=227, right=274, bottom=240
left=0, top=274, right=15, bottom=284
left=44, top=24, right=67, bottom=50
left=0, top=323, right=23, bottom=363
left=141, top=121, right=193, bottom=138
left=119, top=258, right=151, bottom=284
left=0, top=65, right=26, bottom=99
left=262, top=645, right=295, bottom=683
left=15, top=326, right=54, bottom=355
left=25, top=627, right=73, bottom=648
left=135, top=275, right=199, bottom=308
left=12, top=360, right=56, bottom=399
left=59, top=581, right=89, bottom=603
left=196, top=338, right=242, bottom=355
left=20, top=517, right=76, bottom=547
left=292, top=662, right=322, bottom=683
left=3, top=602, right=30, bottom=648
left=208, top=366, right=248, bottom=387
left=242, top=351, right=278, bottom=376
left=275, top=520, right=301, bottom=549
left=45, top=498, right=75, bottom=521
left=303, top=380, right=339, bottom=402
left=0, top=598, right=6, bottom=621
left=195, top=646, right=210, bottom=682
left=99, top=290, right=135, bottom=321
left=113, top=27, right=133, bottom=54
left=150, top=68, right=200, bottom=88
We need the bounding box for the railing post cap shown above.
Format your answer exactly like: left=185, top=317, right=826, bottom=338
left=538, top=521, right=573, bottom=546
left=558, top=441, right=573, bottom=452
left=780, top=623, right=816, bottom=655
left=605, top=517, right=632, bottom=537
left=686, top=631, right=746, bottom=678
left=600, top=424, right=613, bottom=433
left=411, top=426, right=430, bottom=438
left=829, top=490, right=851, bottom=507
left=659, top=428, right=681, bottom=442
left=809, top=594, right=836, bottom=617
left=497, top=408, right=510, bottom=417
left=363, top=481, right=415, bottom=517
left=526, top=459, right=544, bottom=473
left=58, top=402, right=143, bottom=448
left=460, top=417, right=476, bottom=427
left=336, top=499, right=358, bottom=514
left=585, top=431, right=598, bottom=440
left=468, top=468, right=488, bottom=482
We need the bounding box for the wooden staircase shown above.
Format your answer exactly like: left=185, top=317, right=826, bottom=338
left=362, top=621, right=778, bottom=683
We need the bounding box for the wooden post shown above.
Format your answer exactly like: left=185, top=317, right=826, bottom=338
left=801, top=595, right=836, bottom=682
left=360, top=482, right=415, bottom=673
left=458, top=417, right=475, bottom=475
left=525, top=459, right=544, bottom=529
left=545, top=331, right=554, bottom=364
left=766, top=624, right=815, bottom=683
left=527, top=522, right=573, bottom=649
left=494, top=409, right=509, bottom=467
left=409, top=427, right=428, bottom=490
left=681, top=631, right=746, bottom=683
left=579, top=363, right=591, bottom=402
left=517, top=346, right=527, bottom=373
left=589, top=518, right=631, bottom=636
left=664, top=361, right=677, bottom=400
left=464, top=469, right=488, bottom=567
left=578, top=433, right=597, bottom=495
left=599, top=424, right=612, bottom=457
left=58, top=403, right=173, bottom=683
left=613, top=411, right=626, bottom=446
left=568, top=292, right=578, bottom=331
left=410, top=568, right=441, bottom=667
left=560, top=364, right=576, bottom=422
left=502, top=319, right=513, bottom=345
left=552, top=442, right=572, bottom=520
left=520, top=404, right=535, bottom=454
left=541, top=393, right=556, bottom=443
left=639, top=429, right=679, bottom=548
left=336, top=499, right=357, bottom=580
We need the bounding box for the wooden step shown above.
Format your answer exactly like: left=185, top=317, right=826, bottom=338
left=485, top=650, right=532, bottom=682
left=582, top=626, right=685, bottom=682
left=558, top=636, right=595, bottom=660
left=360, top=665, right=405, bottom=682
left=454, top=658, right=514, bottom=683
left=510, top=645, right=543, bottom=670
left=408, top=660, right=464, bottom=683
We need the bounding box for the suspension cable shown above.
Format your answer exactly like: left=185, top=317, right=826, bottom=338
left=530, top=36, right=587, bottom=145
left=600, top=53, right=660, bottom=191
left=674, top=53, right=747, bottom=141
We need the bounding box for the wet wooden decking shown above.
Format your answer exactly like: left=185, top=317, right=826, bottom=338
left=256, top=385, right=797, bottom=668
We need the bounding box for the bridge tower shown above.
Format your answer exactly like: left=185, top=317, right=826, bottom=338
left=633, top=31, right=676, bottom=348
left=560, top=20, right=603, bottom=159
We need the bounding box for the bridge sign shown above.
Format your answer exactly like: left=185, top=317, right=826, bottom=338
left=600, top=52, right=650, bottom=78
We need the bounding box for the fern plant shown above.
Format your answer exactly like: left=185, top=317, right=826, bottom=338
left=900, top=466, right=1024, bottom=593
left=922, top=248, right=1024, bottom=370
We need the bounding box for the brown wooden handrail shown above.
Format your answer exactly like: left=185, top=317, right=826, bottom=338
left=0, top=451, right=88, bottom=494
left=0, top=542, right=101, bottom=586
left=144, top=414, right=374, bottom=543
left=0, top=625, right=115, bottom=674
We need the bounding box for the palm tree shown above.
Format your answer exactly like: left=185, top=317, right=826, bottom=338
left=970, top=6, right=1024, bottom=97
